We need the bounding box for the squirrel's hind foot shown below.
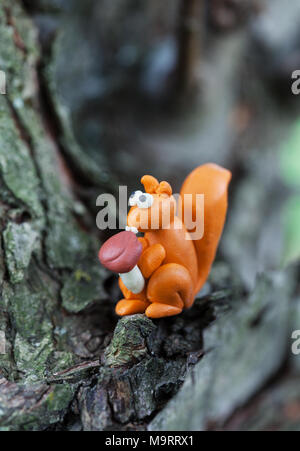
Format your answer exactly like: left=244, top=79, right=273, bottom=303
left=115, top=299, right=150, bottom=316
left=145, top=302, right=182, bottom=318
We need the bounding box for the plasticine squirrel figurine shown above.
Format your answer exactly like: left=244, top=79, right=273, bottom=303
left=99, top=163, right=231, bottom=318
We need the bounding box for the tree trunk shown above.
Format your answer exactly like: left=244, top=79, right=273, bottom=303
left=0, top=0, right=206, bottom=431
left=0, top=0, right=299, bottom=432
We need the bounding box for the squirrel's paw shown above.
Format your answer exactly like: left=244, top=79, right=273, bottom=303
left=145, top=302, right=182, bottom=319
left=115, top=299, right=149, bottom=316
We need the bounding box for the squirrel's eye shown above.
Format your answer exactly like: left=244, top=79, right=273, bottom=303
left=128, top=190, right=142, bottom=206
left=137, top=193, right=154, bottom=209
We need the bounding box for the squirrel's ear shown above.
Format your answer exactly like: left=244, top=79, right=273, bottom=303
left=141, top=175, right=159, bottom=194
left=157, top=181, right=172, bottom=197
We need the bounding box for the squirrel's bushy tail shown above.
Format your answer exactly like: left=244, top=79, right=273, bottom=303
left=180, top=163, right=231, bottom=294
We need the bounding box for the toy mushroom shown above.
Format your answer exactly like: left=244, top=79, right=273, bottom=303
left=98, top=231, right=145, bottom=294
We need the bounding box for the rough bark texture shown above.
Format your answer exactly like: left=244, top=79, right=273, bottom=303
left=0, top=0, right=106, bottom=429
left=0, top=0, right=299, bottom=431
left=0, top=2, right=212, bottom=430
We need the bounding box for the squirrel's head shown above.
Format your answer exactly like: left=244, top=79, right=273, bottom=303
left=127, top=175, right=176, bottom=232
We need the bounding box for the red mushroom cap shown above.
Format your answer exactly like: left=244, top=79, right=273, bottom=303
left=98, top=231, right=142, bottom=274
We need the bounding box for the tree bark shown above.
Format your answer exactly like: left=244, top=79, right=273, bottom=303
left=0, top=1, right=208, bottom=431
left=0, top=0, right=299, bottom=432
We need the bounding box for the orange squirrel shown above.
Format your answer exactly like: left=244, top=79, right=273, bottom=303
left=114, top=163, right=231, bottom=318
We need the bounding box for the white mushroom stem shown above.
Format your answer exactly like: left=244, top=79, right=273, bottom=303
left=119, top=265, right=145, bottom=294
